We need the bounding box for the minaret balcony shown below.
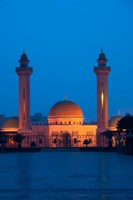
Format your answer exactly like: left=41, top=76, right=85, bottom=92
left=94, top=66, right=111, bottom=74
left=16, top=67, right=33, bottom=75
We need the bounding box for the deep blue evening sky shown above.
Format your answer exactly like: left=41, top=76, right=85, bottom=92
left=0, top=0, right=133, bottom=121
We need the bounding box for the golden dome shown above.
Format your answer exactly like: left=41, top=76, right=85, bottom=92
left=109, top=116, right=122, bottom=128
left=1, top=117, right=19, bottom=132
left=2, top=117, right=19, bottom=129
left=48, top=100, right=83, bottom=118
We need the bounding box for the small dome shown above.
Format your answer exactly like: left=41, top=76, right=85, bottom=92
left=19, top=53, right=29, bottom=62
left=2, top=117, right=19, bottom=129
left=48, top=100, right=83, bottom=118
left=98, top=52, right=107, bottom=61
left=109, top=116, right=122, bottom=128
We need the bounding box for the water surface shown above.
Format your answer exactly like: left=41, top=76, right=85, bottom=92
left=0, top=151, right=133, bottom=199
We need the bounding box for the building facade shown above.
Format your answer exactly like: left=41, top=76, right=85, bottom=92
left=0, top=50, right=121, bottom=148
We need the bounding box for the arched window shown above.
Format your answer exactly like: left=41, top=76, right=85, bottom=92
left=39, top=139, right=43, bottom=144
left=74, top=138, right=78, bottom=144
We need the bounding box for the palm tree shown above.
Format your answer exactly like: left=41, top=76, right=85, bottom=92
left=12, top=133, right=25, bottom=149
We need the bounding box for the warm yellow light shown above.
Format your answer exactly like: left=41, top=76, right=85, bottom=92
left=1, top=128, right=18, bottom=132
left=10, top=139, right=14, bottom=145
left=101, top=92, right=104, bottom=108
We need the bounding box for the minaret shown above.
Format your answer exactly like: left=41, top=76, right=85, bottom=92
left=94, top=50, right=111, bottom=133
left=16, top=50, right=33, bottom=132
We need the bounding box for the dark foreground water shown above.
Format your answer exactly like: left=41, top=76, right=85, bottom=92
left=0, top=151, right=133, bottom=200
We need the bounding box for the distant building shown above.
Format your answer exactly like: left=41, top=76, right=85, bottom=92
left=0, top=50, right=122, bottom=148
left=30, top=113, right=48, bottom=125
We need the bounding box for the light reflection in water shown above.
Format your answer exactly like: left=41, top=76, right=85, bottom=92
left=0, top=152, right=133, bottom=199
left=97, top=153, right=109, bottom=200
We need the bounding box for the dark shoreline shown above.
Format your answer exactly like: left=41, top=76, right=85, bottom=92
left=0, top=147, right=115, bottom=153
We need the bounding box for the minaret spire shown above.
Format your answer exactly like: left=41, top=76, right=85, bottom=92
left=64, top=95, right=67, bottom=101
left=16, top=51, right=33, bottom=133
left=118, top=110, right=121, bottom=116
left=94, top=50, right=111, bottom=137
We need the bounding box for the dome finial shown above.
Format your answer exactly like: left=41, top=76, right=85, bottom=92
left=101, top=47, right=103, bottom=53
left=23, top=48, right=25, bottom=54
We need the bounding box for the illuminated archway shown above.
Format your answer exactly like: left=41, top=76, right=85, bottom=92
left=60, top=131, right=71, bottom=147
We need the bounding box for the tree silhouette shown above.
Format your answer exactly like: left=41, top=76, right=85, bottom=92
left=12, top=133, right=25, bottom=149
left=117, top=114, right=133, bottom=134
left=117, top=114, right=133, bottom=154
left=101, top=130, right=115, bottom=148
left=83, top=139, right=92, bottom=147
left=30, top=141, right=36, bottom=148
left=0, top=134, right=8, bottom=152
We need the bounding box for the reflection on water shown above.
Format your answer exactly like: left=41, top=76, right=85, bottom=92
left=0, top=152, right=133, bottom=199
